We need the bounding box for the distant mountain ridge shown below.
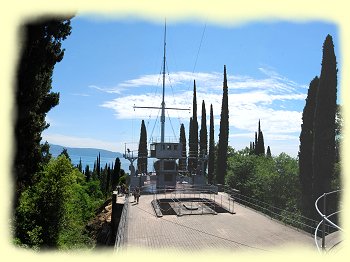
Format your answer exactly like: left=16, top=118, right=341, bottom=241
left=49, top=144, right=123, bottom=158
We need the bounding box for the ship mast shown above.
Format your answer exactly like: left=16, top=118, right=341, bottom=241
left=160, top=20, right=166, bottom=143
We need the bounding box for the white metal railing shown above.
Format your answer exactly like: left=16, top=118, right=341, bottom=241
left=314, top=190, right=342, bottom=252
left=151, top=186, right=234, bottom=215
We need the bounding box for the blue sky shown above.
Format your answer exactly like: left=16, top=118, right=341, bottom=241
left=42, top=16, right=340, bottom=157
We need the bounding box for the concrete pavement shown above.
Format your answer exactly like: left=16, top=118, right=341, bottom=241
left=121, top=193, right=315, bottom=254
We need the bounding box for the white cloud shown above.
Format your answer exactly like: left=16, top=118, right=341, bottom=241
left=71, top=93, right=90, bottom=97
left=99, top=68, right=307, bottom=148
left=89, top=85, right=126, bottom=94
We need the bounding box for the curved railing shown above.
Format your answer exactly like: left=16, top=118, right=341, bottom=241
left=314, top=190, right=342, bottom=252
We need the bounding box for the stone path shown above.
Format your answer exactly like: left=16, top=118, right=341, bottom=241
left=121, top=193, right=315, bottom=254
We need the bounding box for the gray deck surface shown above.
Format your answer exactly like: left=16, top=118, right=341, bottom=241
left=120, top=192, right=315, bottom=254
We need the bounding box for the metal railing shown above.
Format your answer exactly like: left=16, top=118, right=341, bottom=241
left=114, top=194, right=130, bottom=252
left=151, top=185, right=235, bottom=215
left=314, top=190, right=342, bottom=252
left=224, top=187, right=325, bottom=235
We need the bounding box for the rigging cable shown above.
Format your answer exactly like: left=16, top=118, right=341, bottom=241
left=192, top=22, right=207, bottom=74
left=167, top=110, right=178, bottom=141
left=166, top=60, right=184, bottom=128
left=184, top=20, right=207, bottom=112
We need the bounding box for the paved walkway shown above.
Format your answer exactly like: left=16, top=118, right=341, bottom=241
left=121, top=193, right=315, bottom=254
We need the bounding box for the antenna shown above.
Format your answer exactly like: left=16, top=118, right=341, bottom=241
left=133, top=19, right=189, bottom=140
left=161, top=19, right=166, bottom=143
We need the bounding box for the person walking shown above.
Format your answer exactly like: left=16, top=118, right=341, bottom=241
left=135, top=186, right=141, bottom=204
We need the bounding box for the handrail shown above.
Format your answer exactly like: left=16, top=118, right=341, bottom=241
left=225, top=188, right=325, bottom=233
left=314, top=190, right=342, bottom=252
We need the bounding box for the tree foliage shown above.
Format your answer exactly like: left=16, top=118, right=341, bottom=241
left=313, top=35, right=337, bottom=202
left=137, top=120, right=148, bottom=173
left=298, top=76, right=319, bottom=219
left=216, top=65, right=229, bottom=184
left=14, top=17, right=72, bottom=199
left=226, top=150, right=303, bottom=229
left=298, top=35, right=338, bottom=221
left=208, top=104, right=215, bottom=184
left=255, top=120, right=265, bottom=156
left=199, top=100, right=208, bottom=173
left=188, top=80, right=198, bottom=173
left=266, top=146, right=272, bottom=157
left=179, top=123, right=187, bottom=171
left=15, top=156, right=103, bottom=249
left=112, top=158, right=121, bottom=191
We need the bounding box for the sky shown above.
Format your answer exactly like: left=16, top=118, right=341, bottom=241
left=42, top=16, right=340, bottom=158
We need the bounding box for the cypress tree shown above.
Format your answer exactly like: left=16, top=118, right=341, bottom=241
left=137, top=120, right=148, bottom=174
left=97, top=153, right=101, bottom=179
left=216, top=65, right=229, bottom=185
left=266, top=146, right=272, bottom=157
left=313, top=35, right=337, bottom=205
left=199, top=100, right=208, bottom=174
left=85, top=165, right=91, bottom=182
left=179, top=123, right=187, bottom=172
left=254, top=132, right=258, bottom=155
left=257, top=120, right=265, bottom=156
left=188, top=80, right=198, bottom=173
left=77, top=157, right=82, bottom=172
left=112, top=158, right=121, bottom=191
left=299, top=76, right=319, bottom=219
left=105, top=165, right=111, bottom=197
left=188, top=117, right=194, bottom=173
left=14, top=17, right=72, bottom=198
left=58, top=148, right=71, bottom=162
left=208, top=104, right=215, bottom=184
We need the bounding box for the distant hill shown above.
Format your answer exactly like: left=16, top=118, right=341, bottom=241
left=48, top=144, right=154, bottom=174
left=49, top=144, right=123, bottom=159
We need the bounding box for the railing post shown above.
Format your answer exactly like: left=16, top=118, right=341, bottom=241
left=229, top=197, right=231, bottom=212
left=232, top=197, right=234, bottom=213
left=322, top=193, right=326, bottom=251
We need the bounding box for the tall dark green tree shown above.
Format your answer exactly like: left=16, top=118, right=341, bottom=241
left=188, top=80, right=198, bottom=173
left=199, top=100, right=208, bottom=174
left=77, top=157, right=82, bottom=173
left=208, top=104, right=215, bottom=184
left=188, top=117, right=193, bottom=172
left=299, top=76, right=319, bottom=219
left=216, top=65, right=229, bottom=185
left=85, top=165, right=91, bottom=182
left=266, top=146, right=272, bottom=158
left=41, top=141, right=52, bottom=165
left=105, top=165, right=111, bottom=198
left=179, top=123, right=187, bottom=172
left=256, top=120, right=265, bottom=156
left=112, top=158, right=121, bottom=191
left=253, top=132, right=258, bottom=155
left=14, top=17, right=72, bottom=199
left=313, top=35, right=338, bottom=204
left=59, top=148, right=71, bottom=162
left=137, top=120, right=148, bottom=174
